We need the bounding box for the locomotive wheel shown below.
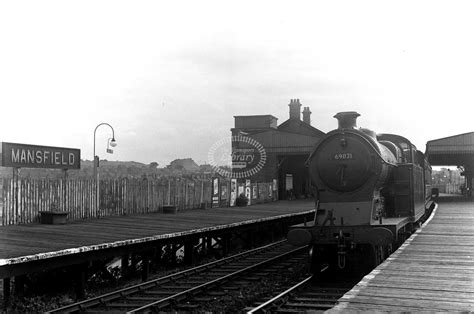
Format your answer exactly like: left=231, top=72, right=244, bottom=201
left=373, top=244, right=394, bottom=267
left=375, top=245, right=384, bottom=265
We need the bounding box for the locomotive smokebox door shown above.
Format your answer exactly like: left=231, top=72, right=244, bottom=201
left=311, top=133, right=373, bottom=193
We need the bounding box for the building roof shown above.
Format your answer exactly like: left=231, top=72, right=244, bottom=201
left=277, top=118, right=325, bottom=137
left=246, top=129, right=322, bottom=154
left=426, top=132, right=474, bottom=166
left=233, top=114, right=278, bottom=119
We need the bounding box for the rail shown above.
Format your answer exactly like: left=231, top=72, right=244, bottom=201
left=47, top=240, right=306, bottom=313
left=247, top=275, right=314, bottom=313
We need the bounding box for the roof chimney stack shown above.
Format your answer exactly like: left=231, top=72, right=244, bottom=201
left=288, top=98, right=302, bottom=120
left=302, top=107, right=311, bottom=124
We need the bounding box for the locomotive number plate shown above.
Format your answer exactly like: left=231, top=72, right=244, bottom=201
left=333, top=153, right=353, bottom=160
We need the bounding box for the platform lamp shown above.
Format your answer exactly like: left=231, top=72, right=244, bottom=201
left=107, top=137, right=117, bottom=154
left=93, top=123, right=117, bottom=217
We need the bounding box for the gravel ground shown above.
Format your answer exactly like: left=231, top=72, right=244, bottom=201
left=183, top=262, right=309, bottom=312
left=5, top=246, right=309, bottom=312
left=5, top=261, right=200, bottom=312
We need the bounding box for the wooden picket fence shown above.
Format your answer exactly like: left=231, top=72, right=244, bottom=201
left=0, top=177, right=276, bottom=226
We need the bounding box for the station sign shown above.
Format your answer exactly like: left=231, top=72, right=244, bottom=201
left=1, top=142, right=81, bottom=169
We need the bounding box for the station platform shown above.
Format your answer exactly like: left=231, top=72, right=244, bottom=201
left=331, top=201, right=474, bottom=312
left=0, top=200, right=315, bottom=279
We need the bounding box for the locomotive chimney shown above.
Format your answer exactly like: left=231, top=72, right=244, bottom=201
left=302, top=107, right=311, bottom=124
left=334, top=111, right=360, bottom=129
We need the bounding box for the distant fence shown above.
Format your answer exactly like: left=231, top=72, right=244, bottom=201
left=0, top=177, right=277, bottom=226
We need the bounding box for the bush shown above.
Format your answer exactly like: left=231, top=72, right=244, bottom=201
left=235, top=194, right=249, bottom=207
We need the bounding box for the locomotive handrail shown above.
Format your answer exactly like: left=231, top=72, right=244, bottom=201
left=349, top=130, right=398, bottom=167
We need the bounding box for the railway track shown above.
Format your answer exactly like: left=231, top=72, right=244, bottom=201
left=247, top=272, right=358, bottom=313
left=243, top=202, right=439, bottom=313
left=47, top=240, right=308, bottom=313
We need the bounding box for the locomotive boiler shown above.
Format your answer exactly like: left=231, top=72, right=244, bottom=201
left=287, top=111, right=432, bottom=273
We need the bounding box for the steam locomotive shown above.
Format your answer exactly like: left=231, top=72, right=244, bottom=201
left=287, top=111, right=432, bottom=274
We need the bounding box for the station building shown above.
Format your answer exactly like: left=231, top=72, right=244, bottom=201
left=231, top=99, right=325, bottom=200
left=426, top=132, right=474, bottom=196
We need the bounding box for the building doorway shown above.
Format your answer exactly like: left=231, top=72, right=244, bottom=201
left=278, top=155, right=311, bottom=200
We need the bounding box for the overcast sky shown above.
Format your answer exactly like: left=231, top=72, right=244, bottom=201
left=1, top=1, right=473, bottom=166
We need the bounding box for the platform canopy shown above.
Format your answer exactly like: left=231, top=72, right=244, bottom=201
left=426, top=132, right=474, bottom=166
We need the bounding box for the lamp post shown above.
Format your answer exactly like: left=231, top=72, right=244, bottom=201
left=93, top=123, right=117, bottom=217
